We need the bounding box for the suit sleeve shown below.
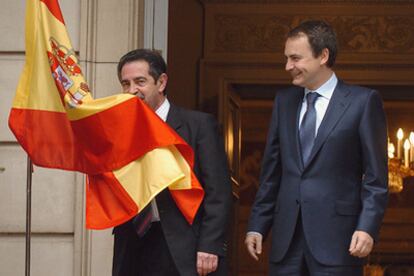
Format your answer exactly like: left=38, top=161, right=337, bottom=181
left=196, top=114, right=232, bottom=256
left=357, top=90, right=388, bottom=240
left=247, top=95, right=283, bottom=238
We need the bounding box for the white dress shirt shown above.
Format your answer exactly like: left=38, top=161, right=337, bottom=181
left=156, top=98, right=170, bottom=122
left=298, top=73, right=338, bottom=137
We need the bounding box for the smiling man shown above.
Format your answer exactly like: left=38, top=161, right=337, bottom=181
left=245, top=20, right=388, bottom=275
left=112, top=49, right=232, bottom=276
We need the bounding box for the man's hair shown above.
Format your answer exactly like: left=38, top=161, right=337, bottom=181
left=287, top=20, right=337, bottom=67
left=117, top=49, right=167, bottom=83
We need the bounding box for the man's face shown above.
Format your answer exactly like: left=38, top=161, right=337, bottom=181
left=284, top=35, right=327, bottom=90
left=120, top=60, right=167, bottom=111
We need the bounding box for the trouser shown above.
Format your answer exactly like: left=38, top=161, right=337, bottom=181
left=112, top=221, right=180, bottom=276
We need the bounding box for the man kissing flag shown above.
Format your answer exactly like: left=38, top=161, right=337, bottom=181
left=9, top=0, right=204, bottom=229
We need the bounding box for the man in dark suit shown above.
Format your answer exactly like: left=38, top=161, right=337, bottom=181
left=112, top=49, right=232, bottom=276
left=245, top=20, right=388, bottom=275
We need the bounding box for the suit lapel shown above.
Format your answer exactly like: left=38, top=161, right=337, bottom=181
left=166, top=104, right=183, bottom=132
left=304, top=81, right=352, bottom=169
left=286, top=88, right=305, bottom=171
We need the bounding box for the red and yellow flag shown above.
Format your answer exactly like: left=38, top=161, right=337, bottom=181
left=9, top=0, right=204, bottom=229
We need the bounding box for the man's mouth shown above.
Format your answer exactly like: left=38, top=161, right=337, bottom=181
left=291, top=71, right=301, bottom=79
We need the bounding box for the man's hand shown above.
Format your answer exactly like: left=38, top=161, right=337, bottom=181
left=245, top=233, right=263, bottom=261
left=197, top=251, right=218, bottom=276
left=349, top=230, right=374, bottom=258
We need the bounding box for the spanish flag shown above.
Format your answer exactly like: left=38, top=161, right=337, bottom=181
left=8, top=0, right=204, bottom=229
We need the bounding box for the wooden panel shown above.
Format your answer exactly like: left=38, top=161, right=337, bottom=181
left=372, top=208, right=414, bottom=264
left=203, top=3, right=414, bottom=65
left=200, top=2, right=414, bottom=112
left=167, top=0, right=204, bottom=109
left=238, top=206, right=270, bottom=275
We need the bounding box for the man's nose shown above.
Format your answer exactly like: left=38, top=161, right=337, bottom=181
left=127, top=83, right=139, bottom=95
left=285, top=60, right=293, bottom=71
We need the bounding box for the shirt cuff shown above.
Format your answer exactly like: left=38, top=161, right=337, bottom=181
left=246, top=231, right=263, bottom=238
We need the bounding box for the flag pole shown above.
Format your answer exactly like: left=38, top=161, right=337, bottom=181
left=25, top=156, right=33, bottom=276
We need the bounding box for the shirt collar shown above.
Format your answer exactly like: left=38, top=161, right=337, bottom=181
left=155, top=98, right=170, bottom=122
left=304, top=73, right=337, bottom=100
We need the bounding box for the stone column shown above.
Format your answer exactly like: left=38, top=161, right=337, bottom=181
left=77, top=0, right=145, bottom=275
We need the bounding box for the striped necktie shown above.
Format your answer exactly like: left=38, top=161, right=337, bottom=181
left=299, top=92, right=319, bottom=165
left=132, top=205, right=153, bottom=238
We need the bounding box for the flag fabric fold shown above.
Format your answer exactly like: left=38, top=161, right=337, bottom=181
left=9, top=0, right=204, bottom=229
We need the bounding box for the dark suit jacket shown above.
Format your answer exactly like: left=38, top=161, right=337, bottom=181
left=247, top=80, right=388, bottom=266
left=114, top=104, right=232, bottom=275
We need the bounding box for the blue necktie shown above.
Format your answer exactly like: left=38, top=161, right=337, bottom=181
left=299, top=92, right=319, bottom=165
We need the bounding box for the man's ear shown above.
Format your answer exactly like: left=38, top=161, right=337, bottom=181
left=320, top=48, right=329, bottom=66
left=158, top=73, right=168, bottom=93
